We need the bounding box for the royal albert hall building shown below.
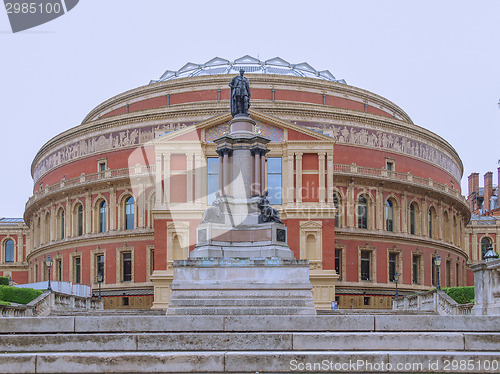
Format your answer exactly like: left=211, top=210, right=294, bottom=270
left=0, top=56, right=472, bottom=309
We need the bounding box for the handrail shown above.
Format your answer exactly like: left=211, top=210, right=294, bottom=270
left=393, top=289, right=473, bottom=315
left=0, top=290, right=103, bottom=317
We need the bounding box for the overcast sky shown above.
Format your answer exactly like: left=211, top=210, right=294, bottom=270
left=1, top=0, right=499, bottom=218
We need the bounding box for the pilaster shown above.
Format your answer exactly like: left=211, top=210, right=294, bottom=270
left=318, top=152, right=326, bottom=203
left=296, top=152, right=303, bottom=204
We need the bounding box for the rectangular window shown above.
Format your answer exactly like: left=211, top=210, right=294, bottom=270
left=361, top=251, right=371, bottom=281
left=456, top=263, right=459, bottom=287
left=267, top=157, right=282, bottom=205
left=335, top=249, right=342, bottom=280
left=123, top=297, right=129, bottom=306
left=363, top=296, right=371, bottom=306
left=122, top=252, right=132, bottom=282
left=388, top=253, right=397, bottom=282
left=96, top=254, right=105, bottom=281
left=56, top=259, right=62, bottom=282
left=386, top=162, right=394, bottom=171
left=77, top=206, right=83, bottom=236
left=98, top=160, right=106, bottom=178
left=412, top=255, right=420, bottom=284
left=150, top=248, right=155, bottom=275
left=207, top=158, right=219, bottom=205
left=74, top=257, right=81, bottom=284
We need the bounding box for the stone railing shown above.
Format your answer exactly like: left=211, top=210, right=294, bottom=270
left=393, top=289, right=473, bottom=315
left=0, top=291, right=103, bottom=317
left=26, top=165, right=155, bottom=208
left=333, top=163, right=466, bottom=204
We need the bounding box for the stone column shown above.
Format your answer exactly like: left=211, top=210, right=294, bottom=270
left=194, top=153, right=202, bottom=204
left=223, top=150, right=230, bottom=196
left=260, top=150, right=266, bottom=196
left=318, top=152, right=326, bottom=203
left=287, top=154, right=295, bottom=203
left=254, top=149, right=261, bottom=196
left=164, top=154, right=171, bottom=204
left=326, top=152, right=334, bottom=203
left=138, top=182, right=145, bottom=228
left=65, top=196, right=70, bottom=238
left=85, top=191, right=92, bottom=234
left=296, top=153, right=303, bottom=204
left=346, top=181, right=354, bottom=228
left=109, top=188, right=116, bottom=231
left=218, top=150, right=224, bottom=197
left=155, top=155, right=162, bottom=205
left=376, top=188, right=384, bottom=230
left=186, top=154, right=193, bottom=204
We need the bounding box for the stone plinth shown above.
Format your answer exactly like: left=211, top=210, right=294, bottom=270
left=167, top=258, right=316, bottom=315
left=470, top=258, right=500, bottom=316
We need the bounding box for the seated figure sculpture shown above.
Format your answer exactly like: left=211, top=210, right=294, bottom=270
left=258, top=191, right=282, bottom=224
left=201, top=192, right=225, bottom=224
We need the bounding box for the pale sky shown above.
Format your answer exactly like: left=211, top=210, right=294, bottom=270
left=1, top=0, right=499, bottom=218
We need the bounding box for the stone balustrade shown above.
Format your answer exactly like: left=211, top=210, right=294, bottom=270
left=0, top=291, right=103, bottom=317
left=393, top=289, right=473, bottom=315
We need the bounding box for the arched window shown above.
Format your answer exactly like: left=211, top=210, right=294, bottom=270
left=410, top=203, right=416, bottom=235
left=333, top=194, right=339, bottom=228
left=77, top=204, right=84, bottom=236
left=386, top=200, right=394, bottom=232
left=358, top=196, right=368, bottom=229
left=44, top=213, right=51, bottom=244
left=58, top=209, right=65, bottom=240
left=4, top=239, right=14, bottom=263
left=99, top=201, right=107, bottom=233
left=125, top=196, right=134, bottom=230
left=481, top=237, right=492, bottom=259
left=428, top=207, right=436, bottom=239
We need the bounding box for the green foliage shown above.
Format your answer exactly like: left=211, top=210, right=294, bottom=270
left=0, top=300, right=11, bottom=306
left=0, top=285, right=43, bottom=304
left=443, top=286, right=475, bottom=304
left=0, top=276, right=9, bottom=286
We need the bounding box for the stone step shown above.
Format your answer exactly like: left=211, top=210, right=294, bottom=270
left=168, top=297, right=315, bottom=307
left=167, top=306, right=316, bottom=315
left=318, top=309, right=438, bottom=315
left=1, top=332, right=498, bottom=352
left=2, top=351, right=500, bottom=373
left=2, top=315, right=500, bottom=333
left=50, top=308, right=165, bottom=316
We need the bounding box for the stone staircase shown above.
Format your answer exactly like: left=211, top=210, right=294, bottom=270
left=1, top=314, right=499, bottom=373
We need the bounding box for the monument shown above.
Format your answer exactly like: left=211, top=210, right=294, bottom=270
left=167, top=71, right=316, bottom=315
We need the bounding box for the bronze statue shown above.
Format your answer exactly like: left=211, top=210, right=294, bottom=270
left=229, top=69, right=250, bottom=117
left=258, top=191, right=282, bottom=224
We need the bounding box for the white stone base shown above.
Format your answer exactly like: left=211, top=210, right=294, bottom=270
left=167, top=258, right=316, bottom=315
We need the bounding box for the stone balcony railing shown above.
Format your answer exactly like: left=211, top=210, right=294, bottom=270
left=333, top=163, right=467, bottom=205
left=26, top=165, right=156, bottom=210
left=26, top=163, right=466, bottom=212
left=393, top=289, right=473, bottom=316
left=0, top=291, right=103, bottom=317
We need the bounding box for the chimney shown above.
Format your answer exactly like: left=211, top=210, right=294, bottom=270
left=468, top=173, right=479, bottom=196
left=468, top=173, right=480, bottom=211
left=484, top=172, right=493, bottom=212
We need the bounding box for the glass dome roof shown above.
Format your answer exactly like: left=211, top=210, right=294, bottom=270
left=150, top=55, right=346, bottom=84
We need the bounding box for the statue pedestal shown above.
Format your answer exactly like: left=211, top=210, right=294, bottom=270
left=167, top=258, right=316, bottom=315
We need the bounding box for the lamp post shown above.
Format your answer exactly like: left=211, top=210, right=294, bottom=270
left=394, top=272, right=400, bottom=299
left=97, top=272, right=103, bottom=300
left=435, top=253, right=442, bottom=291
left=45, top=255, right=53, bottom=291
